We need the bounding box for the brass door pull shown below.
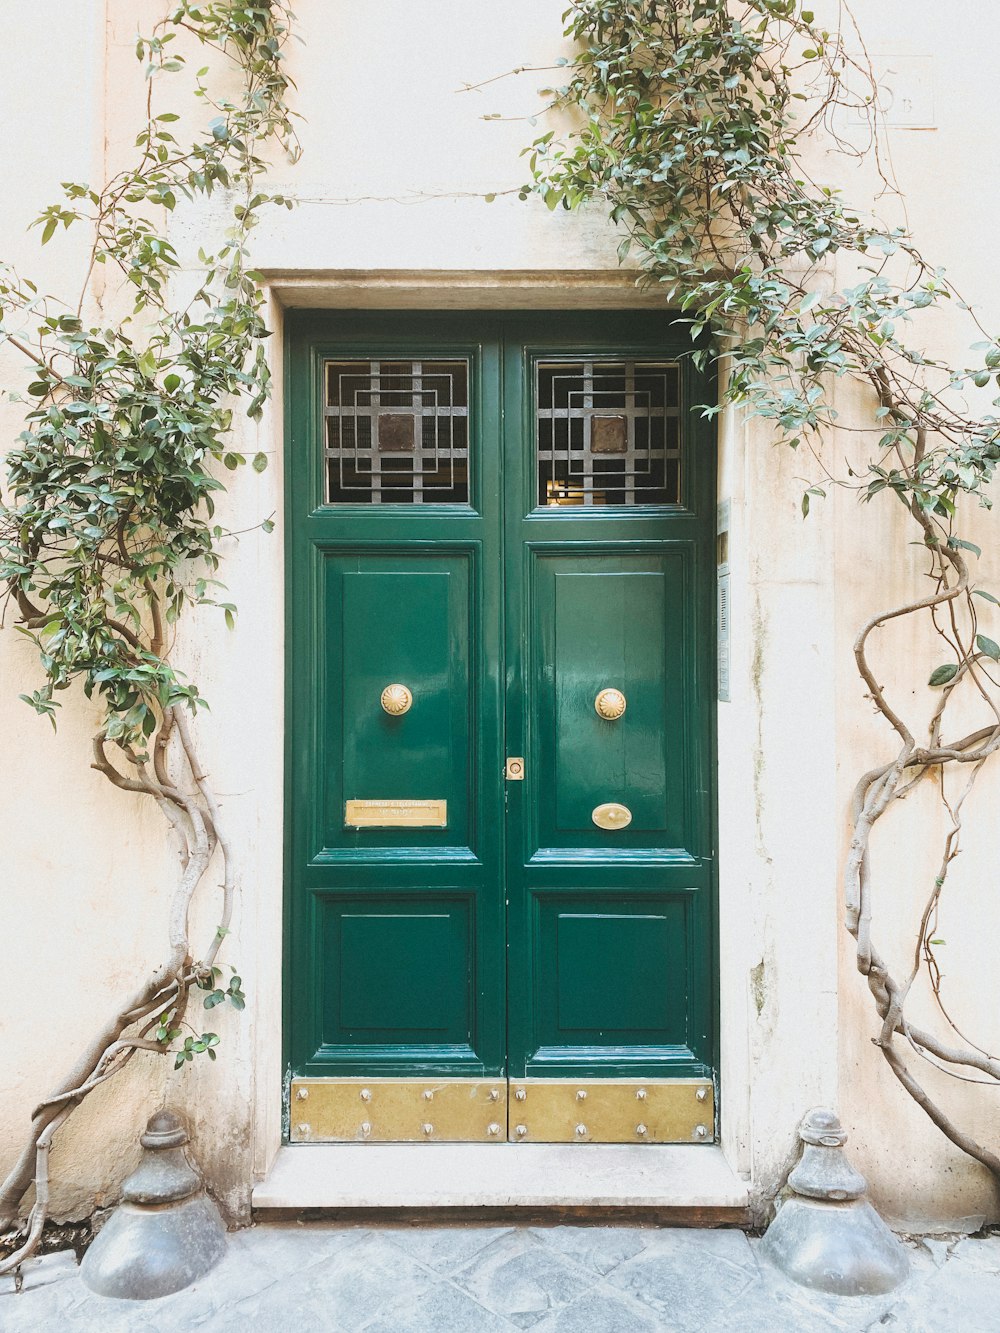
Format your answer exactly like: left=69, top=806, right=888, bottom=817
left=380, top=684, right=413, bottom=715
left=595, top=687, right=627, bottom=720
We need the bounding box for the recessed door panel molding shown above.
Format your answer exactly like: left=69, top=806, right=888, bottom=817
left=529, top=548, right=693, bottom=856
left=320, top=550, right=475, bottom=856
left=319, top=896, right=476, bottom=1059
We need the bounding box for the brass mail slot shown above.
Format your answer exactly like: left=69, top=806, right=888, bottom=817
left=345, top=798, right=447, bottom=828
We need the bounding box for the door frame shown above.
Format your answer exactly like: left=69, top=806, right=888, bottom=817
left=281, top=309, right=720, bottom=1126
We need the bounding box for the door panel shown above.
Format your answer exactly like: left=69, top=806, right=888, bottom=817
left=326, top=553, right=473, bottom=854
left=544, top=902, right=688, bottom=1039
left=553, top=570, right=669, bottom=835
left=534, top=552, right=690, bottom=850
left=320, top=896, right=475, bottom=1047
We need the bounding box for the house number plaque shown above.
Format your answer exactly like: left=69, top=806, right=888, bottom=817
left=345, top=798, right=447, bottom=828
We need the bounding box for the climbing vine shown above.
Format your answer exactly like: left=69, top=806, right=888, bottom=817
left=0, top=1, right=298, bottom=1269
left=527, top=0, right=1000, bottom=1182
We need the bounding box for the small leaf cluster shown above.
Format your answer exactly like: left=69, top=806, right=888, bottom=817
left=174, top=1032, right=221, bottom=1069
left=199, top=965, right=246, bottom=1011
left=154, top=1009, right=220, bottom=1069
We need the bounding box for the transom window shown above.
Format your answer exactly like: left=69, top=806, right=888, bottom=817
left=324, top=359, right=469, bottom=504
left=536, top=360, right=681, bottom=507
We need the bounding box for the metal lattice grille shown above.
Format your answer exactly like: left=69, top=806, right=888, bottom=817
left=325, top=360, right=469, bottom=504
left=536, top=361, right=681, bottom=507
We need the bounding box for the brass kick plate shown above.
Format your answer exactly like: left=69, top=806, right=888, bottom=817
left=344, top=798, right=447, bottom=828
left=289, top=1078, right=713, bottom=1144
left=508, top=1080, right=714, bottom=1143
left=290, top=1079, right=506, bottom=1142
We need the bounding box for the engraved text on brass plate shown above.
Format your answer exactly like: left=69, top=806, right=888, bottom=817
left=345, top=798, right=447, bottom=828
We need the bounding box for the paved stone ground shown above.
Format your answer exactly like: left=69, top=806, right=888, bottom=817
left=2, top=1223, right=999, bottom=1332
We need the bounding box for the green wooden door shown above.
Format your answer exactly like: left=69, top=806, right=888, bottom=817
left=285, top=312, right=716, bottom=1143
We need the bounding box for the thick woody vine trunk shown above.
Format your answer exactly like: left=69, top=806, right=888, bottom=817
left=0, top=709, right=234, bottom=1271
left=844, top=472, right=1000, bottom=1186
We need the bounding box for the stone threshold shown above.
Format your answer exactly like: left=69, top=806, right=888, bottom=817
left=252, top=1144, right=751, bottom=1225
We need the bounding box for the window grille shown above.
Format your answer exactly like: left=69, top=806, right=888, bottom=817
left=536, top=361, right=681, bottom=507
left=324, top=360, right=469, bottom=504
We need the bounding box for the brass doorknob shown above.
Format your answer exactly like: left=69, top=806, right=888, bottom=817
left=595, top=687, right=627, bottom=720
left=380, top=684, right=413, bottom=715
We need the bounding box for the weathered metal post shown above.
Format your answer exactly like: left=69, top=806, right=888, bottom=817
left=80, top=1109, right=226, bottom=1299
left=760, top=1107, right=910, bottom=1295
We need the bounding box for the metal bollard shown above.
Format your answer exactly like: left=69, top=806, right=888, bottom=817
left=81, top=1109, right=226, bottom=1300
left=760, top=1107, right=910, bottom=1296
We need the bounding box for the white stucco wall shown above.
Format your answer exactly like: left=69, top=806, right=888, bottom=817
left=2, top=0, right=999, bottom=1230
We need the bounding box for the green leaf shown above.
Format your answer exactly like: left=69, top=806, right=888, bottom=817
left=252, top=452, right=268, bottom=473
left=928, top=664, right=959, bottom=687
left=976, top=634, right=1000, bottom=661
left=949, top=537, right=982, bottom=557
left=973, top=589, right=1000, bottom=605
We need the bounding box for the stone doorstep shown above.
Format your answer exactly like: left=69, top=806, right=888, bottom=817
left=252, top=1144, right=751, bottom=1224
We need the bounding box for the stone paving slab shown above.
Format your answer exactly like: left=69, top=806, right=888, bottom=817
left=2, top=1223, right=999, bottom=1331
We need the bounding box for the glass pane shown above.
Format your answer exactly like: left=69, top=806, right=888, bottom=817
left=536, top=361, right=681, bottom=507
left=325, top=360, right=470, bottom=504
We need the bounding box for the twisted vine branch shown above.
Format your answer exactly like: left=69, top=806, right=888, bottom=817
left=0, top=708, right=233, bottom=1271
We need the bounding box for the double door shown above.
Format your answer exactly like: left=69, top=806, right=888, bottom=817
left=285, top=312, right=716, bottom=1143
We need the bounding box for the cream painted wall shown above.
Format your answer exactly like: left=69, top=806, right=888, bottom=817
left=1, top=0, right=999, bottom=1230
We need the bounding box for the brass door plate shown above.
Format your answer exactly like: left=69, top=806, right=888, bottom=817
left=289, top=1079, right=507, bottom=1142
left=592, top=802, right=632, bottom=831
left=508, top=1080, right=714, bottom=1143
left=344, top=798, right=447, bottom=828
left=505, top=757, right=525, bottom=780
